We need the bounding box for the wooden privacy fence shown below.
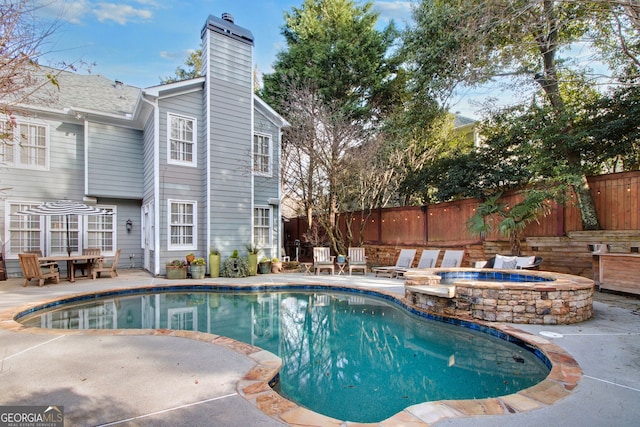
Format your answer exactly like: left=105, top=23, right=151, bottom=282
left=285, top=171, right=640, bottom=247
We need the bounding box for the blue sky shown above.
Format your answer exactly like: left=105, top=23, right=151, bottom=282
left=39, top=1, right=413, bottom=86
left=38, top=0, right=555, bottom=119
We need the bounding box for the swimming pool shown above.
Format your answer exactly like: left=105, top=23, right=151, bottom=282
left=17, top=285, right=550, bottom=423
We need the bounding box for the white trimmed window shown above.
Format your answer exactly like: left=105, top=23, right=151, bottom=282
left=253, top=207, right=272, bottom=248
left=86, top=207, right=115, bottom=254
left=5, top=202, right=115, bottom=256
left=168, top=113, right=196, bottom=166
left=0, top=120, right=49, bottom=170
left=168, top=200, right=196, bottom=250
left=253, top=133, right=272, bottom=175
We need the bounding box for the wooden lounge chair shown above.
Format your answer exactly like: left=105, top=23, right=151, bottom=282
left=74, top=247, right=101, bottom=277
left=347, top=247, right=367, bottom=275
left=373, top=249, right=417, bottom=278
left=440, top=250, right=465, bottom=267
left=313, top=247, right=335, bottom=275
left=92, top=249, right=121, bottom=279
left=18, top=253, right=60, bottom=287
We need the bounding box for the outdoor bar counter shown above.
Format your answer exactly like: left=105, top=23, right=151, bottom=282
left=598, top=252, right=640, bottom=295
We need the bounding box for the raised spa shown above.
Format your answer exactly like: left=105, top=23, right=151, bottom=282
left=16, top=285, right=550, bottom=423
left=404, top=268, right=596, bottom=324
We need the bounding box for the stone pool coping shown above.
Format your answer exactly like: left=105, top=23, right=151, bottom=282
left=0, top=282, right=581, bottom=426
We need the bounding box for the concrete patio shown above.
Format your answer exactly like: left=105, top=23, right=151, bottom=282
left=0, top=269, right=638, bottom=426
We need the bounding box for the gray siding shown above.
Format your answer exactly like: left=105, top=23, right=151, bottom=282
left=207, top=30, right=254, bottom=256
left=142, top=113, right=155, bottom=203
left=253, top=109, right=281, bottom=255
left=87, top=123, right=143, bottom=198
left=157, top=91, right=206, bottom=265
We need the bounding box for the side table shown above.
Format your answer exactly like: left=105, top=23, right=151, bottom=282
left=335, top=262, right=347, bottom=275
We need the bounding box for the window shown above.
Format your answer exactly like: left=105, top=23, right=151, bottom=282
left=5, top=202, right=115, bottom=256
left=168, top=114, right=196, bottom=166
left=86, top=208, right=115, bottom=253
left=7, top=202, right=42, bottom=255
left=254, top=207, right=272, bottom=248
left=253, top=133, right=271, bottom=175
left=0, top=120, right=48, bottom=170
left=169, top=200, right=196, bottom=250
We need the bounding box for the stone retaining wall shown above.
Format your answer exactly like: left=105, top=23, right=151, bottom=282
left=404, top=269, right=595, bottom=325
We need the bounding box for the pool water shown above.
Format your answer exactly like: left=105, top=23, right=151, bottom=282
left=20, top=290, right=549, bottom=422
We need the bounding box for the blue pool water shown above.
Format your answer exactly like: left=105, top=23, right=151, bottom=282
left=19, top=287, right=549, bottom=422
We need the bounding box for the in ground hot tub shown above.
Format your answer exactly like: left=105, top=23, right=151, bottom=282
left=404, top=268, right=595, bottom=324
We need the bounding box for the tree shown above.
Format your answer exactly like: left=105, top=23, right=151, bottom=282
left=261, top=0, right=407, bottom=253
left=160, top=49, right=202, bottom=84
left=0, top=1, right=73, bottom=122
left=404, top=0, right=610, bottom=229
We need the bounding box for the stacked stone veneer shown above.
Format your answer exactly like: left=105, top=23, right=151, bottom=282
left=405, top=270, right=595, bottom=324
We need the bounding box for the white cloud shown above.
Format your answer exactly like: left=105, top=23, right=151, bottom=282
left=94, top=3, right=153, bottom=25
left=373, top=1, right=414, bottom=25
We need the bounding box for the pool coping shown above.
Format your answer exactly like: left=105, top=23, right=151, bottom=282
left=0, top=281, right=581, bottom=426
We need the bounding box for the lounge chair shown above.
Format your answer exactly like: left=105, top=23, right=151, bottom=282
left=313, top=247, right=335, bottom=275
left=18, top=253, right=60, bottom=287
left=74, top=247, right=101, bottom=277
left=92, top=249, right=121, bottom=279
left=395, top=249, right=441, bottom=277
left=440, top=250, right=464, bottom=267
left=480, top=254, right=543, bottom=270
left=347, top=247, right=367, bottom=275
left=373, top=249, right=417, bottom=278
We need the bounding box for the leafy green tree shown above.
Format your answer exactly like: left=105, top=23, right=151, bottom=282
left=403, top=0, right=611, bottom=229
left=261, top=0, right=408, bottom=254
left=160, top=49, right=202, bottom=84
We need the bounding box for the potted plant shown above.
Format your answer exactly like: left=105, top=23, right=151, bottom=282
left=186, top=253, right=195, bottom=264
left=337, top=254, right=346, bottom=263
left=259, top=257, right=271, bottom=274
left=222, top=250, right=249, bottom=277
left=271, top=257, right=282, bottom=273
left=166, top=259, right=187, bottom=279
left=209, top=248, right=220, bottom=278
left=190, top=257, right=206, bottom=279
left=246, top=244, right=259, bottom=276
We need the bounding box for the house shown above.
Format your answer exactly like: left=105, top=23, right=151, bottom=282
left=453, top=114, right=481, bottom=147
left=0, top=13, right=288, bottom=277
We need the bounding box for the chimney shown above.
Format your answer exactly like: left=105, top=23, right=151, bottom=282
left=221, top=12, right=234, bottom=23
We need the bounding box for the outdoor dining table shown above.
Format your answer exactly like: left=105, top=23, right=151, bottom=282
left=39, top=255, right=103, bottom=283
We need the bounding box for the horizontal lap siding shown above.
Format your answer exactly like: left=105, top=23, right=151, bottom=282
left=142, top=116, right=155, bottom=202
left=158, top=91, right=205, bottom=259
left=87, top=123, right=143, bottom=198
left=208, top=31, right=253, bottom=255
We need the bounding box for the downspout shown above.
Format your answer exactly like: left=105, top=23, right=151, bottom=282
left=141, top=95, right=160, bottom=275
left=83, top=118, right=89, bottom=196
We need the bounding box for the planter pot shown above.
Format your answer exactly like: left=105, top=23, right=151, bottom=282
left=337, top=255, right=346, bottom=263
left=247, top=253, right=258, bottom=276
left=190, top=265, right=206, bottom=279
left=166, top=266, right=187, bottom=280
left=209, top=254, right=220, bottom=278
left=271, top=262, right=283, bottom=273
left=259, top=262, right=271, bottom=274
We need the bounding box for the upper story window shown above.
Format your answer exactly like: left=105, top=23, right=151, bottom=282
left=0, top=120, right=49, bottom=170
left=253, top=133, right=272, bottom=176
left=168, top=113, right=196, bottom=167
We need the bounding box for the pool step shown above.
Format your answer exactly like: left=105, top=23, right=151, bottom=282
left=405, top=284, right=456, bottom=298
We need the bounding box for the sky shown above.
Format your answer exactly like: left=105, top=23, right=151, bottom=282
left=35, top=0, right=522, bottom=119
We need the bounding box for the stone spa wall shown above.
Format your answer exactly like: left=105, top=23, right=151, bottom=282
left=404, top=269, right=595, bottom=325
